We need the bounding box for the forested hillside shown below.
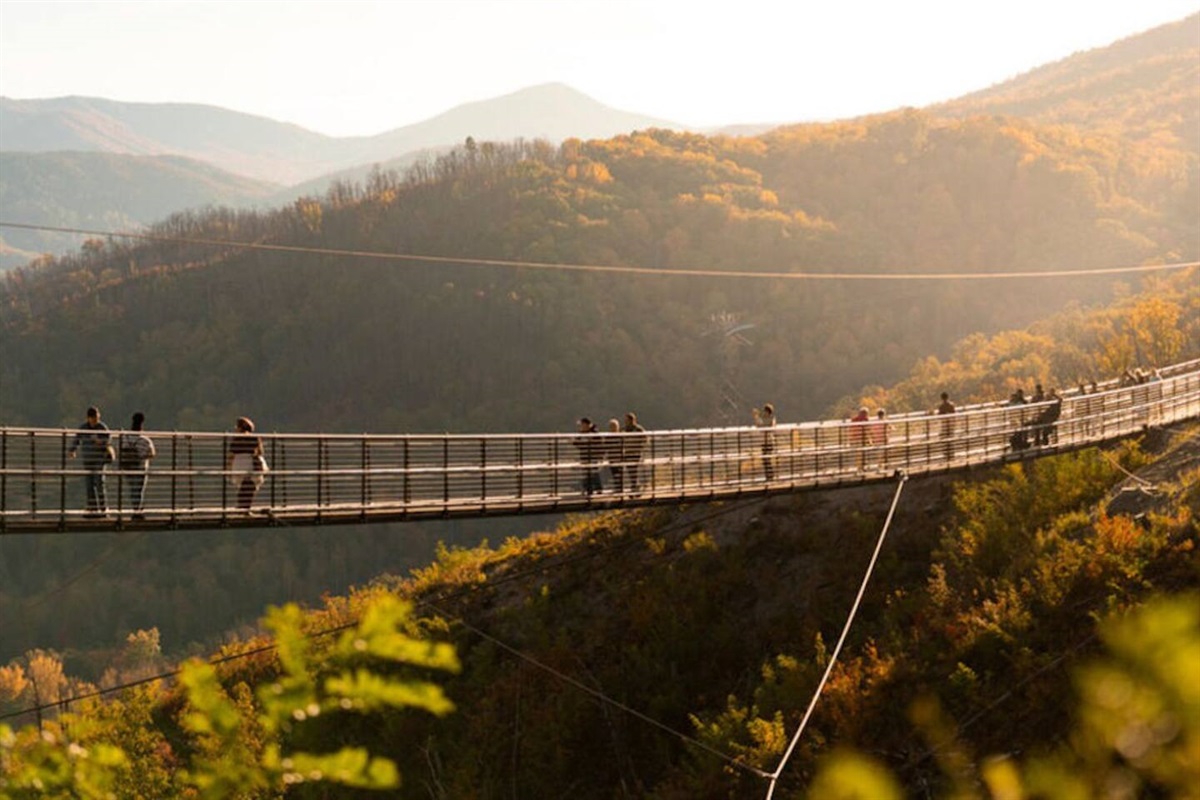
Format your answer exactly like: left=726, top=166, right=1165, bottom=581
left=3, top=109, right=1197, bottom=433
left=0, top=96, right=337, bottom=183
left=3, top=278, right=1197, bottom=798
left=0, top=152, right=278, bottom=270
left=936, top=12, right=1199, bottom=145
left=847, top=270, right=1200, bottom=414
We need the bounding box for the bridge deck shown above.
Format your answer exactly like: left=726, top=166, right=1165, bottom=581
left=3, top=361, right=1198, bottom=533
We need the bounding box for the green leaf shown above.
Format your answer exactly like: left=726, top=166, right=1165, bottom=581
left=324, top=668, right=455, bottom=716
left=280, top=747, right=399, bottom=790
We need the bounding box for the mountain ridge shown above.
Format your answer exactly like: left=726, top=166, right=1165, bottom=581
left=0, top=83, right=685, bottom=185
left=0, top=150, right=280, bottom=270
left=932, top=12, right=1199, bottom=138
left=1, top=13, right=1195, bottom=274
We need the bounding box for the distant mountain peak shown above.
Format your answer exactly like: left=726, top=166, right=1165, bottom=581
left=1, top=84, right=681, bottom=186
left=379, top=81, right=678, bottom=137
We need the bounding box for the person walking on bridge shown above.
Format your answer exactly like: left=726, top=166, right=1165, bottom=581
left=227, top=416, right=265, bottom=512
left=574, top=417, right=601, bottom=495
left=936, top=392, right=957, bottom=460
left=752, top=403, right=777, bottom=480
left=118, top=411, right=156, bottom=518
left=622, top=411, right=647, bottom=492
left=1034, top=388, right=1062, bottom=446
left=869, top=408, right=889, bottom=467
left=605, top=418, right=625, bottom=493
left=69, top=405, right=112, bottom=517
left=1008, top=388, right=1031, bottom=451
left=850, top=407, right=870, bottom=470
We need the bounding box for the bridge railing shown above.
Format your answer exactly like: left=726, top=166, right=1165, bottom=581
left=2, top=361, right=1198, bottom=530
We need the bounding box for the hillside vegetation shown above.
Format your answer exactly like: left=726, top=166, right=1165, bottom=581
left=936, top=13, right=1199, bottom=146
left=3, top=109, right=1197, bottom=432
left=0, top=152, right=279, bottom=270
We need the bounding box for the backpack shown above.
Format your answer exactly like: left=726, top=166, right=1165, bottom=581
left=119, top=436, right=143, bottom=469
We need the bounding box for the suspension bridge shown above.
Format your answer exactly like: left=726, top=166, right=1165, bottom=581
left=2, top=359, right=1197, bottom=534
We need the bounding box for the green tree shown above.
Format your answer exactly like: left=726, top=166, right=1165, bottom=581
left=0, top=593, right=459, bottom=798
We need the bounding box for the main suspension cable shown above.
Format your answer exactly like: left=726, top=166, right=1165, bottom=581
left=2, top=220, right=1195, bottom=282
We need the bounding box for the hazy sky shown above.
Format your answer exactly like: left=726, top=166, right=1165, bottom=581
left=2, top=0, right=1197, bottom=137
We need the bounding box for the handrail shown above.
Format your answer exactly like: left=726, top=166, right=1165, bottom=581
left=1, top=361, right=1198, bottom=533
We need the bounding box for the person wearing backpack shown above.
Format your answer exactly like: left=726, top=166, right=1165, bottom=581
left=622, top=411, right=647, bottom=492
left=227, top=416, right=266, bottom=511
left=119, top=411, right=157, bottom=517
left=573, top=417, right=602, bottom=495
